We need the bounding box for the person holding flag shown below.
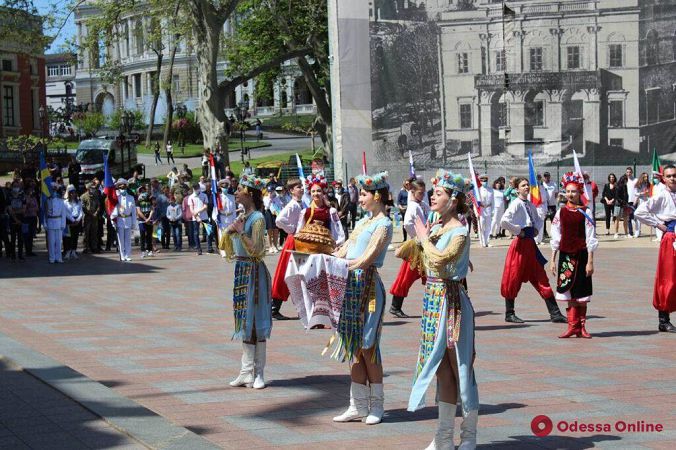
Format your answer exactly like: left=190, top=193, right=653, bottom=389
left=635, top=164, right=676, bottom=333
left=110, top=179, right=137, bottom=262
left=500, top=176, right=566, bottom=324
left=550, top=172, right=598, bottom=339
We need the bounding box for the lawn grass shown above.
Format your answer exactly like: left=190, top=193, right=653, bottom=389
left=136, top=140, right=271, bottom=158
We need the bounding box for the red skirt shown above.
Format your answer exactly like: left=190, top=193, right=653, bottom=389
left=390, top=260, right=425, bottom=297
left=271, top=235, right=295, bottom=301
left=500, top=237, right=553, bottom=301
left=654, top=232, right=676, bottom=312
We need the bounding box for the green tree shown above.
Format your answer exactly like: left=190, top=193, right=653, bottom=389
left=72, top=112, right=106, bottom=137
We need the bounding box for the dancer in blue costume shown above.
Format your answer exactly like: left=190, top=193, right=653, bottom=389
left=396, top=169, right=479, bottom=450
left=332, top=171, right=393, bottom=426
left=224, top=174, right=273, bottom=390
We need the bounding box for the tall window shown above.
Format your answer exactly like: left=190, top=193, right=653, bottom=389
left=173, top=74, right=180, bottom=93
left=457, top=52, right=469, bottom=74
left=3, top=86, right=15, bottom=127
left=498, top=102, right=508, bottom=127
left=61, top=65, right=71, bottom=76
left=609, top=44, right=623, bottom=68
left=48, top=65, right=60, bottom=77
left=124, top=23, right=130, bottom=57
left=609, top=101, right=623, bottom=127
left=530, top=47, right=543, bottom=72
left=135, top=20, right=144, bottom=55
left=460, top=103, right=472, bottom=129
left=495, top=49, right=506, bottom=72
left=646, top=30, right=659, bottom=65
left=134, top=74, right=142, bottom=98
left=567, top=46, right=580, bottom=69
left=526, top=101, right=544, bottom=126
left=1, top=59, right=12, bottom=71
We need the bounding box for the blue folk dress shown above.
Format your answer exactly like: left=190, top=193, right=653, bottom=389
left=225, top=210, right=273, bottom=341
left=331, top=215, right=392, bottom=363
left=407, top=224, right=479, bottom=417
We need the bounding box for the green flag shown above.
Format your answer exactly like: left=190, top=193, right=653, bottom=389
left=650, top=148, right=661, bottom=196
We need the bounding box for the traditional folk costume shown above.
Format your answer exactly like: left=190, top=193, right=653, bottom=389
left=224, top=174, right=273, bottom=389
left=398, top=170, right=479, bottom=450
left=332, top=172, right=393, bottom=426
left=500, top=196, right=566, bottom=323
left=295, top=176, right=345, bottom=251
left=270, top=196, right=303, bottom=312
left=109, top=179, right=138, bottom=262
left=635, top=182, right=676, bottom=333
left=551, top=173, right=599, bottom=339
left=389, top=191, right=430, bottom=317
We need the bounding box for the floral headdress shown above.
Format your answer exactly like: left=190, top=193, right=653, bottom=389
left=561, top=172, right=584, bottom=192
left=432, top=169, right=472, bottom=197
left=239, top=173, right=268, bottom=191
left=305, top=174, right=328, bottom=191
left=356, top=171, right=389, bottom=191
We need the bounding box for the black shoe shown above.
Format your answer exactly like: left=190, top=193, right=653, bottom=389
left=505, top=313, right=524, bottom=323
left=545, top=298, right=567, bottom=323
left=197, top=251, right=202, bottom=255
left=272, top=311, right=290, bottom=320
left=389, top=307, right=410, bottom=318
left=207, top=249, right=215, bottom=254
left=658, top=312, right=676, bottom=333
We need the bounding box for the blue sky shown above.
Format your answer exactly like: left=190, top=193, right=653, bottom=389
left=34, top=0, right=76, bottom=53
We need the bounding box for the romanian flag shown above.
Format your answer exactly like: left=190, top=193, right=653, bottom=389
left=103, top=153, right=118, bottom=215
left=528, top=150, right=542, bottom=206
left=39, top=151, right=53, bottom=225
left=650, top=148, right=662, bottom=197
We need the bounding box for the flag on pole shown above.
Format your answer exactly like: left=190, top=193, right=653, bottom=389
left=528, top=150, right=542, bottom=207
left=467, top=152, right=483, bottom=214
left=295, top=153, right=306, bottom=194
left=103, top=153, right=118, bottom=215
left=209, top=153, right=222, bottom=211
left=650, top=148, right=662, bottom=196
left=408, top=150, right=415, bottom=178
left=39, top=151, right=53, bottom=225
left=572, top=150, right=591, bottom=205
left=362, top=152, right=367, bottom=175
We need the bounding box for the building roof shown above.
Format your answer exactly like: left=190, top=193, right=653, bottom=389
left=45, top=53, right=76, bottom=64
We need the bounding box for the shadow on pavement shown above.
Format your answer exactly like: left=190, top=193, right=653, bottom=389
left=476, top=324, right=532, bottom=331
left=478, top=434, right=622, bottom=449
left=0, top=359, right=140, bottom=448
left=592, top=330, right=659, bottom=338
left=478, top=402, right=528, bottom=416
left=475, top=310, right=499, bottom=317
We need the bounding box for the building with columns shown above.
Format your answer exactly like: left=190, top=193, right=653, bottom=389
left=74, top=1, right=316, bottom=124
left=432, top=0, right=676, bottom=161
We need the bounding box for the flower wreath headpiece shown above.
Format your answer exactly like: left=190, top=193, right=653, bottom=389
left=432, top=169, right=472, bottom=197
left=356, top=171, right=389, bottom=191
left=561, top=171, right=584, bottom=192
left=239, top=174, right=268, bottom=191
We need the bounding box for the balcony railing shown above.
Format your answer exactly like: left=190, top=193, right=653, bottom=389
left=475, top=70, right=601, bottom=91
left=485, top=1, right=598, bottom=17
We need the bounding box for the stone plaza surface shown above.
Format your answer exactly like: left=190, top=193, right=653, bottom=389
left=1, top=233, right=675, bottom=449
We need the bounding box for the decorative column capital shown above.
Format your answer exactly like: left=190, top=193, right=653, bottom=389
left=479, top=32, right=494, bottom=43
left=586, top=25, right=602, bottom=34
left=549, top=28, right=564, bottom=36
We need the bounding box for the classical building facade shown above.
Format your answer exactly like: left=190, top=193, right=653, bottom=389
left=433, top=0, right=676, bottom=159
left=0, top=9, right=47, bottom=138
left=74, top=1, right=315, bottom=124
left=45, top=53, right=76, bottom=112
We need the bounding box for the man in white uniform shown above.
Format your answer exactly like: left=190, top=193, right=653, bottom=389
left=45, top=183, right=68, bottom=263
left=478, top=174, right=493, bottom=247
left=110, top=178, right=138, bottom=262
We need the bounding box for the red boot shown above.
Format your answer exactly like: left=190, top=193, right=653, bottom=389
left=578, top=304, right=591, bottom=338
left=559, top=306, right=580, bottom=338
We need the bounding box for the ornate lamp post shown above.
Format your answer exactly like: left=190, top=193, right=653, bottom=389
left=38, top=105, right=47, bottom=141
left=175, top=103, right=187, bottom=155
left=235, top=100, right=248, bottom=163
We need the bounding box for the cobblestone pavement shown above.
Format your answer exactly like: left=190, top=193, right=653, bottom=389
left=1, top=232, right=675, bottom=449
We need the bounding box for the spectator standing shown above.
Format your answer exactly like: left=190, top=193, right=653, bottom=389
left=166, top=140, right=176, bottom=164
left=624, top=167, right=639, bottom=237
left=136, top=191, right=154, bottom=257
left=601, top=173, right=618, bottom=235
left=0, top=186, right=11, bottom=258
left=201, top=149, right=210, bottom=178
left=347, top=177, right=359, bottom=229
left=167, top=167, right=179, bottom=189
left=67, top=156, right=81, bottom=192
left=491, top=178, right=505, bottom=238
left=396, top=182, right=408, bottom=240
left=542, top=171, right=558, bottom=235
left=255, top=118, right=263, bottom=140
left=22, top=181, right=38, bottom=256
left=615, top=175, right=631, bottom=239
left=157, top=186, right=171, bottom=250
left=334, top=180, right=351, bottom=239
left=188, top=183, right=208, bottom=255
left=80, top=182, right=100, bottom=253
left=63, top=185, right=83, bottom=259
left=45, top=184, right=68, bottom=263
left=166, top=195, right=183, bottom=251
left=153, top=142, right=163, bottom=165
left=182, top=188, right=194, bottom=249
left=7, top=180, right=26, bottom=261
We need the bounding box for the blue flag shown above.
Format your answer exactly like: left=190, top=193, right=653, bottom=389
left=39, top=151, right=53, bottom=225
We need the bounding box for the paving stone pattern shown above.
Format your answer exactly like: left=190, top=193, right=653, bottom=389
left=1, top=234, right=675, bottom=449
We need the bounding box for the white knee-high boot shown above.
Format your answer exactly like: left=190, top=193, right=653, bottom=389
left=253, top=341, right=266, bottom=389
left=424, top=401, right=455, bottom=450
left=333, top=382, right=369, bottom=422
left=458, top=409, right=478, bottom=450
left=229, top=343, right=255, bottom=387
left=365, top=383, right=384, bottom=425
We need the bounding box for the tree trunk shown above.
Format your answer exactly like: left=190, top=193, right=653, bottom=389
left=296, top=56, right=333, bottom=159
left=145, top=53, right=163, bottom=148
left=188, top=6, right=229, bottom=166
left=162, top=41, right=180, bottom=152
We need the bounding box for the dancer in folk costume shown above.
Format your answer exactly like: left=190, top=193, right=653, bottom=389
left=500, top=177, right=566, bottom=323
left=389, top=176, right=429, bottom=318
left=635, top=164, right=676, bottom=333
left=296, top=174, right=345, bottom=247
left=270, top=178, right=304, bottom=320
left=550, top=173, right=599, bottom=338
left=397, top=170, right=479, bottom=450
left=224, top=174, right=273, bottom=389
left=331, top=171, right=393, bottom=425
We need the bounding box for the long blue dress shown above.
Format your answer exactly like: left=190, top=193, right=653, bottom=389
left=227, top=211, right=273, bottom=341
left=331, top=215, right=392, bottom=362
left=408, top=224, right=479, bottom=417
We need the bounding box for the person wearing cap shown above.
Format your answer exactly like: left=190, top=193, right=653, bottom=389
left=45, top=183, right=68, bottom=263
left=397, top=169, right=479, bottom=450
left=550, top=173, right=598, bottom=339
left=224, top=173, right=273, bottom=390
left=331, top=171, right=393, bottom=426
left=80, top=182, right=100, bottom=254
left=63, top=184, right=84, bottom=260
left=500, top=177, right=566, bottom=324
left=635, top=164, right=676, bottom=333
left=478, top=174, right=493, bottom=247
left=110, top=178, right=138, bottom=262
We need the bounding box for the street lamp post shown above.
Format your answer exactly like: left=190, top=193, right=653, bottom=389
left=235, top=101, right=248, bottom=163
left=38, top=105, right=46, bottom=141
left=176, top=103, right=187, bottom=155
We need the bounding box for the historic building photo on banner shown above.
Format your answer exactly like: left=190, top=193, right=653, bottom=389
left=367, top=0, right=676, bottom=181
